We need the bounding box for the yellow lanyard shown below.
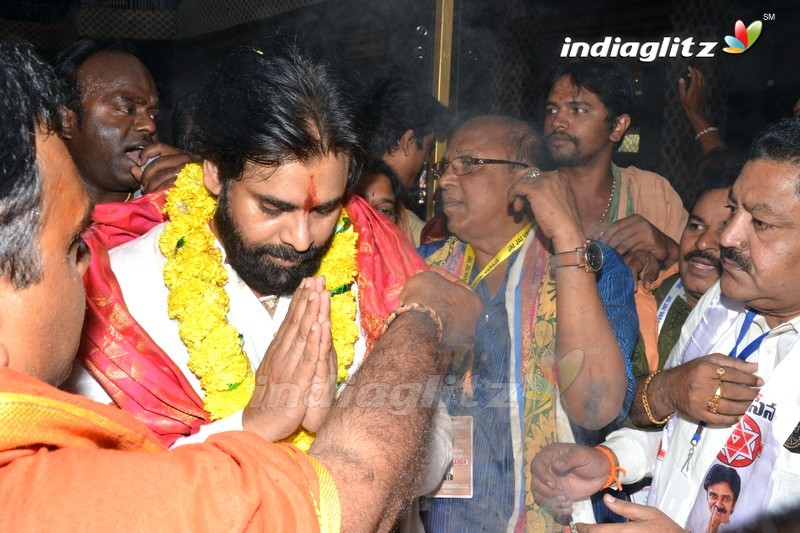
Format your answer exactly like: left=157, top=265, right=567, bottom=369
left=462, top=223, right=533, bottom=288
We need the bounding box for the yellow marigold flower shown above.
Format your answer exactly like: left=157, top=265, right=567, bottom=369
left=162, top=175, right=361, bottom=432
left=286, top=428, right=316, bottom=452
left=204, top=372, right=255, bottom=420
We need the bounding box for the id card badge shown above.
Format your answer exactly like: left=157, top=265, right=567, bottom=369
left=656, top=463, right=695, bottom=519
left=428, top=415, right=473, bottom=498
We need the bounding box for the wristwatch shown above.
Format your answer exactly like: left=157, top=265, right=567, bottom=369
left=550, top=240, right=604, bottom=273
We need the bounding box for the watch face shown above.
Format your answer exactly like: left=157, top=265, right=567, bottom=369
left=585, top=241, right=604, bottom=272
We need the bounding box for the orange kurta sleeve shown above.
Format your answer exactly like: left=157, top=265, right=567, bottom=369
left=0, top=432, right=338, bottom=532
left=0, top=369, right=339, bottom=532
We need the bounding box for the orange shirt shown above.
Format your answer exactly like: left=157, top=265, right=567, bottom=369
left=0, top=368, right=339, bottom=532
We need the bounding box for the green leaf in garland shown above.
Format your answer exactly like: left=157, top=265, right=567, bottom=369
left=330, top=283, right=353, bottom=296
left=334, top=216, right=350, bottom=234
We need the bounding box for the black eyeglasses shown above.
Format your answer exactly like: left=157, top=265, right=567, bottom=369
left=431, top=156, right=528, bottom=178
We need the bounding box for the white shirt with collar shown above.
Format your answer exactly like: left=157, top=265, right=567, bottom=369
left=66, top=223, right=453, bottom=496
left=604, top=281, right=800, bottom=526
left=67, top=222, right=367, bottom=443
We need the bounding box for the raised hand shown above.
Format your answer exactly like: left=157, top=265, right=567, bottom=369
left=243, top=276, right=335, bottom=441
left=648, top=353, right=763, bottom=426
left=678, top=66, right=707, bottom=118
left=130, top=141, right=198, bottom=193
left=603, top=214, right=679, bottom=267
left=301, top=277, right=337, bottom=432
left=530, top=443, right=609, bottom=518
left=508, top=168, right=586, bottom=247
left=399, top=268, right=482, bottom=351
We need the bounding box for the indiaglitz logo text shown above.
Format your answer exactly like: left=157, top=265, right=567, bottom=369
left=559, top=36, right=717, bottom=63
left=561, top=18, right=765, bottom=62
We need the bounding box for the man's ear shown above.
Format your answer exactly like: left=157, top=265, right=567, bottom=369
left=203, top=159, right=222, bottom=196
left=59, top=107, right=77, bottom=140
left=610, top=114, right=631, bottom=143
left=398, top=129, right=416, bottom=156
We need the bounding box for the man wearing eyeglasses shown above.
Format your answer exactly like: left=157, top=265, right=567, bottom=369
left=543, top=59, right=688, bottom=375
left=419, top=114, right=638, bottom=531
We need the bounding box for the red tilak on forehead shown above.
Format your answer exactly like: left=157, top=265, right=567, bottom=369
left=302, top=174, right=318, bottom=211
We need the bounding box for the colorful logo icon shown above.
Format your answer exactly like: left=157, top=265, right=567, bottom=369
left=723, top=20, right=763, bottom=54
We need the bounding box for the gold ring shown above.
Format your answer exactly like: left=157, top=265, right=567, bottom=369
left=707, top=396, right=720, bottom=413
left=526, top=169, right=541, bottom=179
left=716, top=366, right=726, bottom=377
left=707, top=383, right=722, bottom=413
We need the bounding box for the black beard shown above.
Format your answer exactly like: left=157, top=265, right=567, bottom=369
left=544, top=131, right=585, bottom=167
left=214, top=183, right=333, bottom=296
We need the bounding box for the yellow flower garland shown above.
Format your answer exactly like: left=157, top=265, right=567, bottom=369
left=159, top=163, right=359, bottom=450
left=288, top=214, right=359, bottom=451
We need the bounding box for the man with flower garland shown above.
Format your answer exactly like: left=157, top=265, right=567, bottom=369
left=0, top=38, right=482, bottom=532
left=69, top=42, right=455, bottom=490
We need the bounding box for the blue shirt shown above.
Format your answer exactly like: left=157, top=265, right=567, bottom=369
left=422, top=252, right=518, bottom=531
left=419, top=239, right=637, bottom=530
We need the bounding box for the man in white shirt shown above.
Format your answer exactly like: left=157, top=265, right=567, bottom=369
left=529, top=117, right=800, bottom=531
left=67, top=45, right=461, bottom=505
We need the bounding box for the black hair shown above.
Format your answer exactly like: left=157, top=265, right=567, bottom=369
left=356, top=160, right=403, bottom=216
left=748, top=116, right=800, bottom=166
left=544, top=59, right=634, bottom=131
left=690, top=147, right=745, bottom=209
left=703, top=464, right=741, bottom=502
left=0, top=39, right=63, bottom=288
left=364, top=74, right=452, bottom=159
left=171, top=88, right=199, bottom=152
left=186, top=45, right=365, bottom=189
left=747, top=117, right=800, bottom=198
left=51, top=38, right=142, bottom=126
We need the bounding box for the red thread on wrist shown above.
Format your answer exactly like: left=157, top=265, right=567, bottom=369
left=596, top=445, right=626, bottom=490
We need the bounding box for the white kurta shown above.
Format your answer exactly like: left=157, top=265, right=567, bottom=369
left=604, top=282, right=800, bottom=527
left=66, top=222, right=366, bottom=442
left=66, top=222, right=452, bottom=495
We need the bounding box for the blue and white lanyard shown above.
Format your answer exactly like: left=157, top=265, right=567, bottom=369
left=682, top=310, right=769, bottom=473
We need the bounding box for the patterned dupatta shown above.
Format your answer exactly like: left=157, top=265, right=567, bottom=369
left=424, top=228, right=560, bottom=531
left=80, top=190, right=210, bottom=446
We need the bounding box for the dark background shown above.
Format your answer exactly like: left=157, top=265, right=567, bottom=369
left=3, top=0, right=799, bottom=202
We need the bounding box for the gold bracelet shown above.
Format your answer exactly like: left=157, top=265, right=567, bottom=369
left=382, top=303, right=443, bottom=343
left=642, top=370, right=671, bottom=426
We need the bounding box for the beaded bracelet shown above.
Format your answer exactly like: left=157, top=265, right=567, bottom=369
left=383, top=303, right=443, bottom=343
left=596, top=445, right=626, bottom=490
left=695, top=126, right=718, bottom=140
left=642, top=370, right=671, bottom=426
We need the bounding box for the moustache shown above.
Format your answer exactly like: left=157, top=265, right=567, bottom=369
left=546, top=131, right=579, bottom=145
left=258, top=243, right=323, bottom=264
left=684, top=249, right=722, bottom=271
left=720, top=246, right=753, bottom=273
